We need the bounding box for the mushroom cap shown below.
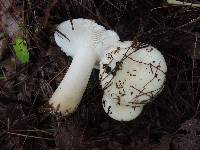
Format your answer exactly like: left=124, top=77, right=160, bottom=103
left=103, top=95, right=143, bottom=121
left=54, top=18, right=119, bottom=68
left=99, top=41, right=167, bottom=121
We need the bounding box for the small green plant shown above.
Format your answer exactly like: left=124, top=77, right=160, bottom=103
left=13, top=37, right=30, bottom=64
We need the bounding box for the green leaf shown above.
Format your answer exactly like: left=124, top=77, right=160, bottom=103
left=13, top=37, right=30, bottom=64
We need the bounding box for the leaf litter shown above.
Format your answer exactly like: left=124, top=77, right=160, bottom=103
left=0, top=0, right=200, bottom=149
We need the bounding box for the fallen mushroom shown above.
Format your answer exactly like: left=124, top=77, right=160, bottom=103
left=99, top=41, right=167, bottom=121
left=49, top=18, right=119, bottom=115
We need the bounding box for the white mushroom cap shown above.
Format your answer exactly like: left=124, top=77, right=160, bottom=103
left=49, top=18, right=119, bottom=115
left=103, top=95, right=143, bottom=121
left=54, top=18, right=119, bottom=68
left=99, top=41, right=167, bottom=121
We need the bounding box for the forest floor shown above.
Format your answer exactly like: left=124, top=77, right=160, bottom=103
left=0, top=0, right=200, bottom=150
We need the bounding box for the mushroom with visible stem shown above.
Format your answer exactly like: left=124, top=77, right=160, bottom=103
left=99, top=41, right=167, bottom=121
left=49, top=18, right=120, bottom=115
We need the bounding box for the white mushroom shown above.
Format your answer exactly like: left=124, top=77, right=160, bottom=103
left=49, top=18, right=119, bottom=115
left=99, top=41, right=167, bottom=121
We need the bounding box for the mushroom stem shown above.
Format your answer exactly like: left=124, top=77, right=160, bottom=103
left=49, top=48, right=97, bottom=115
